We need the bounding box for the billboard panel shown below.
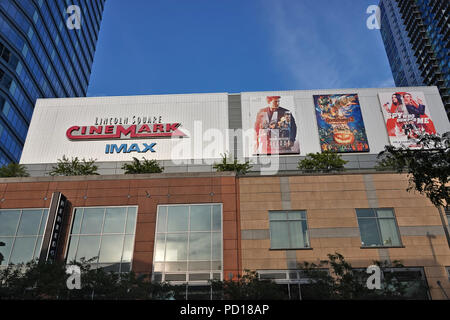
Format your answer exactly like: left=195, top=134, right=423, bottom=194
left=314, top=94, right=370, bottom=153
left=244, top=95, right=300, bottom=155
left=378, top=91, right=437, bottom=148
left=20, top=94, right=229, bottom=164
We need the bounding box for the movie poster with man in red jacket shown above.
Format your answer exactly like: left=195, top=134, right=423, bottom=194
left=251, top=96, right=300, bottom=155
left=378, top=91, right=436, bottom=148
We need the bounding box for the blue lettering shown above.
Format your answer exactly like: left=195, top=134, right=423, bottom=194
left=110, top=144, right=127, bottom=154
left=106, top=143, right=157, bottom=154
left=127, top=143, right=140, bottom=153
left=142, top=143, right=156, bottom=153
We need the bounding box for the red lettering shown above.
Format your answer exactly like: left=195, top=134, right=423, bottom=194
left=67, top=123, right=186, bottom=140
left=138, top=124, right=151, bottom=133
left=116, top=125, right=136, bottom=138
left=66, top=126, right=80, bottom=139
left=166, top=123, right=180, bottom=132
left=105, top=126, right=114, bottom=134
left=89, top=126, right=103, bottom=134
left=153, top=124, right=165, bottom=133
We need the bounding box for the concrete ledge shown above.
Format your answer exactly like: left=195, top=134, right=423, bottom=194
left=241, top=229, right=270, bottom=240
left=399, top=226, right=446, bottom=236
left=309, top=227, right=360, bottom=238
left=0, top=171, right=237, bottom=183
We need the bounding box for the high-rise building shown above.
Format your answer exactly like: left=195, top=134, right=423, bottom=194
left=379, top=0, right=449, bottom=119
left=0, top=0, right=106, bottom=166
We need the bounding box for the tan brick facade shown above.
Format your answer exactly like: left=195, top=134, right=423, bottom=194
left=239, top=173, right=450, bottom=300
left=1, top=171, right=449, bottom=299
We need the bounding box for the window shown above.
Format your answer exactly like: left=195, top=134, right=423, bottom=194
left=257, top=269, right=329, bottom=300
left=381, top=268, right=430, bottom=300
left=65, top=206, right=137, bottom=273
left=153, top=204, right=222, bottom=284
left=269, top=211, right=309, bottom=249
left=356, top=208, right=402, bottom=247
left=0, top=208, right=49, bottom=266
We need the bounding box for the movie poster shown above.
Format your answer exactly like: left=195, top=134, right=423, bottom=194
left=378, top=91, right=436, bottom=148
left=250, top=95, right=300, bottom=155
left=314, top=94, right=370, bottom=153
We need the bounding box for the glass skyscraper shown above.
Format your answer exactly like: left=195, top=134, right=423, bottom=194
left=0, top=0, right=106, bottom=166
left=379, top=0, right=449, bottom=119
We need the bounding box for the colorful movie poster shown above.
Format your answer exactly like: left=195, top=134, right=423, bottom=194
left=378, top=91, right=436, bottom=148
left=251, top=95, right=300, bottom=155
left=314, top=94, right=370, bottom=153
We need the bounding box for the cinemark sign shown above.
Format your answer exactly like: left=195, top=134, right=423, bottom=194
left=66, top=124, right=187, bottom=140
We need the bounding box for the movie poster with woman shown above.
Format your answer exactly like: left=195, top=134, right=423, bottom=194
left=378, top=91, right=436, bottom=148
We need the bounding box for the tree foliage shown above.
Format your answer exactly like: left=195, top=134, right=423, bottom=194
left=377, top=133, right=449, bottom=208
left=49, top=156, right=99, bottom=176
left=121, top=157, right=164, bottom=174
left=297, top=151, right=348, bottom=173
left=0, top=163, right=29, bottom=178
left=213, top=153, right=252, bottom=175
left=0, top=259, right=175, bottom=300
left=298, top=252, right=424, bottom=300
left=210, top=270, right=287, bottom=300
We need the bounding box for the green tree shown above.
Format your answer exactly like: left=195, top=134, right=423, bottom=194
left=213, top=153, right=252, bottom=175
left=377, top=133, right=449, bottom=208
left=298, top=252, right=424, bottom=300
left=0, top=260, right=68, bottom=300
left=0, top=257, right=177, bottom=300
left=121, top=157, right=164, bottom=174
left=210, top=270, right=288, bottom=300
left=49, top=156, right=99, bottom=176
left=0, top=163, right=29, bottom=178
left=297, top=151, right=348, bottom=173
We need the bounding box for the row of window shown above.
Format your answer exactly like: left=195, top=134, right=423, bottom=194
left=1, top=95, right=28, bottom=142
left=1, top=0, right=77, bottom=97
left=23, top=0, right=89, bottom=89
left=0, top=2, right=55, bottom=98
left=257, top=268, right=431, bottom=300
left=269, top=208, right=402, bottom=250
left=0, top=118, right=23, bottom=161
left=1, top=205, right=449, bottom=287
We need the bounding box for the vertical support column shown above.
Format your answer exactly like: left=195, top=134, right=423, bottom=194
left=363, top=174, right=391, bottom=264
left=39, top=192, right=69, bottom=262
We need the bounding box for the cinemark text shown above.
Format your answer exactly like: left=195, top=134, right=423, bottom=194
left=66, top=124, right=187, bottom=140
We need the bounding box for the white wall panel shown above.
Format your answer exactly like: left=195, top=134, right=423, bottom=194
left=20, top=93, right=229, bottom=164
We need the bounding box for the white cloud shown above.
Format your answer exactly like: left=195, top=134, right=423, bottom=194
left=262, top=1, right=344, bottom=89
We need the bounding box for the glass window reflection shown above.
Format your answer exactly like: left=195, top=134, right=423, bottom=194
left=0, top=210, right=20, bottom=236
left=66, top=206, right=137, bottom=273
left=103, top=208, right=126, bottom=234
left=0, top=209, right=48, bottom=265
left=153, top=204, right=223, bottom=283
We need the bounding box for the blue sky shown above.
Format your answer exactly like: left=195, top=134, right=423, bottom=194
left=87, top=0, right=395, bottom=97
